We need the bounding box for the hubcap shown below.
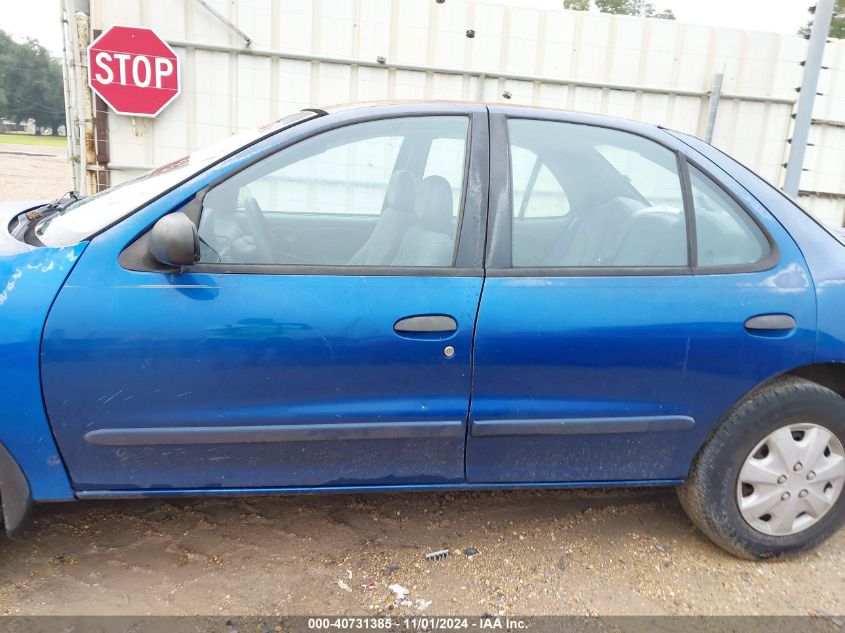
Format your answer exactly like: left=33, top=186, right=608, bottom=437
left=736, top=423, right=845, bottom=536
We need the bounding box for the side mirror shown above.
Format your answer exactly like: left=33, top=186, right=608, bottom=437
left=149, top=212, right=199, bottom=268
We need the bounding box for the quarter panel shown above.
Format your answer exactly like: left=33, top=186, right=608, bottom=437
left=669, top=131, right=845, bottom=366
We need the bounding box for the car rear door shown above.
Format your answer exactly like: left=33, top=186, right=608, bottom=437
left=41, top=106, right=488, bottom=492
left=466, top=109, right=816, bottom=484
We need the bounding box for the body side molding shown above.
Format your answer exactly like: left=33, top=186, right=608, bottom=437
left=85, top=420, right=465, bottom=446
left=471, top=416, right=695, bottom=437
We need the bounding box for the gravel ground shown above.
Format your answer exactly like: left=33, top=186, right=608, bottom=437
left=0, top=489, right=843, bottom=616
left=1, top=148, right=843, bottom=617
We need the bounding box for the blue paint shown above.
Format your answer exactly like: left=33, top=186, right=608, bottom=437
left=668, top=130, right=845, bottom=368
left=465, top=267, right=815, bottom=483
left=0, top=241, right=86, bottom=501
left=43, top=271, right=482, bottom=489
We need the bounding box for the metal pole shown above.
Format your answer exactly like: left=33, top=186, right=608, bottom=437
left=59, top=0, right=80, bottom=192
left=193, top=0, right=253, bottom=48
left=73, top=8, right=97, bottom=195
left=784, top=0, right=835, bottom=198
left=704, top=71, right=724, bottom=143
left=64, top=0, right=87, bottom=194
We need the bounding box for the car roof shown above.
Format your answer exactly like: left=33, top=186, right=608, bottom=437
left=313, top=100, right=674, bottom=137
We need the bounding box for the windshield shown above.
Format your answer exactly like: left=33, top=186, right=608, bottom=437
left=34, top=111, right=317, bottom=247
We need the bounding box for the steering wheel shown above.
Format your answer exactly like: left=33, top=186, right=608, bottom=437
left=244, top=196, right=274, bottom=264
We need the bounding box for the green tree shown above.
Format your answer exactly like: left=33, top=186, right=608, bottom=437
left=798, top=0, right=845, bottom=38
left=595, top=0, right=649, bottom=15
left=649, top=8, right=676, bottom=19
left=0, top=30, right=65, bottom=134
left=564, top=0, right=676, bottom=20
left=0, top=31, right=14, bottom=117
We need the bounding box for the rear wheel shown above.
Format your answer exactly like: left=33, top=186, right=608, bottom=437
left=678, top=376, right=845, bottom=559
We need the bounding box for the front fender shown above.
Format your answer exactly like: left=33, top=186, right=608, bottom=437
left=0, top=242, right=87, bottom=515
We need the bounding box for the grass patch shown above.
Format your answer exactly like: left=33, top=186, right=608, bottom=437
left=0, top=133, right=67, bottom=148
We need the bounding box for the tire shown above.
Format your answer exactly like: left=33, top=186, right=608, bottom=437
left=678, top=375, right=845, bottom=559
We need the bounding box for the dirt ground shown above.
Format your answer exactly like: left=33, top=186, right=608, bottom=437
left=0, top=143, right=73, bottom=203
left=1, top=147, right=844, bottom=618
left=0, top=490, right=843, bottom=616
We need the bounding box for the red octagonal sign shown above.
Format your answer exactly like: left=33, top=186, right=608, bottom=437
left=88, top=25, right=180, bottom=117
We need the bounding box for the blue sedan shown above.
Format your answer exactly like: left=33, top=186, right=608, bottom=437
left=2, top=102, right=844, bottom=559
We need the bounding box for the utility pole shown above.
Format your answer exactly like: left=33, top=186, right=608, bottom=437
left=783, top=0, right=835, bottom=198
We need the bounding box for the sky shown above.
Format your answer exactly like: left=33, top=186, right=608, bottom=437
left=4, top=0, right=815, bottom=57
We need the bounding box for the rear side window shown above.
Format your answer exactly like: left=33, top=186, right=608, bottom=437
left=597, top=145, right=685, bottom=209
left=689, top=165, right=770, bottom=267
left=508, top=119, right=687, bottom=268
left=511, top=146, right=570, bottom=218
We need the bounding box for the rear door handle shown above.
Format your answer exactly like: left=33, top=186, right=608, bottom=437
left=394, top=315, right=457, bottom=334
left=744, top=314, right=796, bottom=331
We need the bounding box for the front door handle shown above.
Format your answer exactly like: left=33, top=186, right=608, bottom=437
left=394, top=315, right=457, bottom=334
left=744, top=314, right=796, bottom=331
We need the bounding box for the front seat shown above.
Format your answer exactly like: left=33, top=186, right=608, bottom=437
left=392, top=175, right=455, bottom=267
left=349, top=170, right=418, bottom=266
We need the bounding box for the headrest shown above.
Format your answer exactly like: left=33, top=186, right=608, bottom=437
left=385, top=170, right=418, bottom=214
left=416, top=175, right=454, bottom=234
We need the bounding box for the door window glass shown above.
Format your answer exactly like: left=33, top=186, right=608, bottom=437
left=508, top=119, right=687, bottom=269
left=511, top=147, right=570, bottom=219
left=689, top=165, right=770, bottom=267
left=424, top=137, right=465, bottom=217
left=245, top=135, right=403, bottom=217
left=198, top=116, right=469, bottom=267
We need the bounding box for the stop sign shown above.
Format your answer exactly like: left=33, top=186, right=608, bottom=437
left=88, top=26, right=180, bottom=117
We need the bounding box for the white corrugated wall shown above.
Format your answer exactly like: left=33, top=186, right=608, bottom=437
left=84, top=0, right=845, bottom=226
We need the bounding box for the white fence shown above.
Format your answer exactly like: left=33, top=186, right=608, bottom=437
left=67, top=0, right=845, bottom=226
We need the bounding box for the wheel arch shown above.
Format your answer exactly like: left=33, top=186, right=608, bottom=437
left=684, top=362, right=845, bottom=480
left=785, top=362, right=845, bottom=398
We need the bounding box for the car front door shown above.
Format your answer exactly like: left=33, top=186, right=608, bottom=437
left=42, top=107, right=488, bottom=491
left=466, top=110, right=816, bottom=484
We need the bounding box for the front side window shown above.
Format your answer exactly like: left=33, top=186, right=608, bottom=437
left=424, top=137, right=466, bottom=217
left=35, top=111, right=316, bottom=247
left=198, top=116, right=469, bottom=267
left=508, top=119, right=688, bottom=269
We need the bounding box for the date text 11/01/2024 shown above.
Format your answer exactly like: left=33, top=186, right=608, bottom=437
left=306, top=617, right=528, bottom=629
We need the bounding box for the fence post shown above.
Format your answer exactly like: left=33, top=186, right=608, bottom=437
left=784, top=0, right=835, bottom=198
left=704, top=71, right=724, bottom=143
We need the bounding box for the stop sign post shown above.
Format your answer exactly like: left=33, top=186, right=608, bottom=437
left=88, top=25, right=180, bottom=117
